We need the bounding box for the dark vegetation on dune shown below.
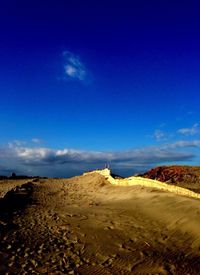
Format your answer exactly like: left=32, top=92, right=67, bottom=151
left=0, top=173, right=47, bottom=180
left=141, top=165, right=200, bottom=193
left=110, top=173, right=124, bottom=179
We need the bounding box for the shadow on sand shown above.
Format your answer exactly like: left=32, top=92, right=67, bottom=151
left=0, top=182, right=35, bottom=234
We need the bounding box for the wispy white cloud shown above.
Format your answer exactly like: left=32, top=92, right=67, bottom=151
left=177, top=123, right=199, bottom=136
left=153, top=129, right=165, bottom=141
left=164, top=140, right=200, bottom=149
left=31, top=138, right=43, bottom=144
left=8, top=138, right=43, bottom=148
left=62, top=51, right=87, bottom=82
left=152, top=123, right=200, bottom=143
left=8, top=140, right=26, bottom=148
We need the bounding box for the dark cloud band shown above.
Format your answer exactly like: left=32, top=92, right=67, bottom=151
left=0, top=140, right=199, bottom=177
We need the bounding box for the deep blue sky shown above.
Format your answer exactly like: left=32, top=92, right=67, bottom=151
left=0, top=0, right=200, bottom=176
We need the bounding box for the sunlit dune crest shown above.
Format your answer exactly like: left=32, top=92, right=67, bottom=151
left=1, top=166, right=200, bottom=273
left=84, top=168, right=200, bottom=199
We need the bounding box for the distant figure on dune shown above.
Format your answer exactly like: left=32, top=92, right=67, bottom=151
left=104, top=163, right=110, bottom=169
left=11, top=172, right=16, bottom=178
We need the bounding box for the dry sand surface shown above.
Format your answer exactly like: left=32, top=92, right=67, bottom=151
left=0, top=179, right=32, bottom=199
left=0, top=172, right=200, bottom=274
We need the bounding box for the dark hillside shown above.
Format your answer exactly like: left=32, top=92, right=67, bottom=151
left=141, top=166, right=200, bottom=193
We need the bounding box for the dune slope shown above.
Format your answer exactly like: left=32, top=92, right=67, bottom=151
left=0, top=172, right=200, bottom=274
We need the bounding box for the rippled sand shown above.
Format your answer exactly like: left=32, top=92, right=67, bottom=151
left=0, top=173, right=200, bottom=274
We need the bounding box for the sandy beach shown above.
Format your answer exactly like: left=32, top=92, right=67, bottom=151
left=0, top=172, right=200, bottom=274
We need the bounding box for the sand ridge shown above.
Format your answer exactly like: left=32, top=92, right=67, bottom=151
left=0, top=172, right=200, bottom=274
left=84, top=168, right=200, bottom=199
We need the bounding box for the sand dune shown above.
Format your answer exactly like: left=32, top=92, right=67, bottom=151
left=0, top=179, right=33, bottom=198
left=0, top=171, right=200, bottom=274
left=85, top=168, right=200, bottom=199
